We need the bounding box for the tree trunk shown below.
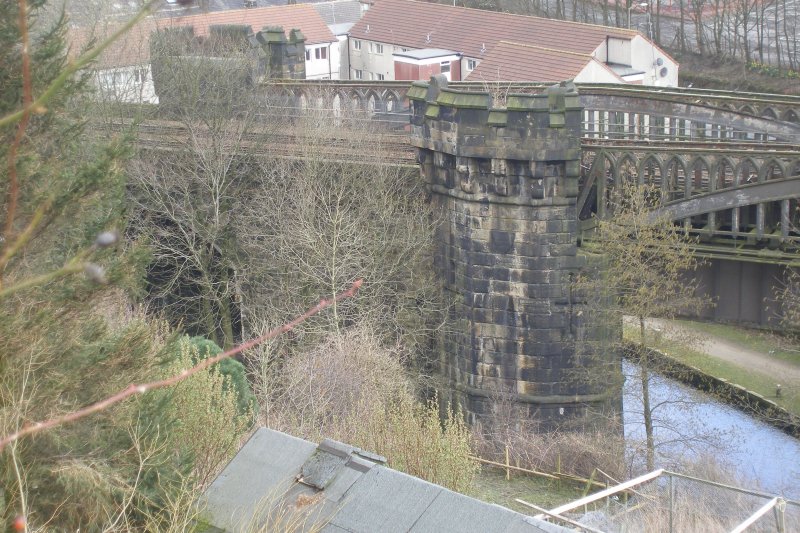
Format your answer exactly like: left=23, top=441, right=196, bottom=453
left=639, top=316, right=656, bottom=471
left=654, top=0, right=662, bottom=44
left=202, top=292, right=220, bottom=347
left=218, top=266, right=236, bottom=350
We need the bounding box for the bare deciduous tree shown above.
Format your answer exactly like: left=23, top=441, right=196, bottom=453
left=577, top=182, right=711, bottom=471
left=237, top=97, right=444, bottom=364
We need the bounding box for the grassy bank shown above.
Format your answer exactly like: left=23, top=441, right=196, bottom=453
left=469, top=467, right=584, bottom=514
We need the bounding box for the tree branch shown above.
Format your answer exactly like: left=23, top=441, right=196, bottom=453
left=0, top=279, right=363, bottom=451
left=2, top=0, right=34, bottom=285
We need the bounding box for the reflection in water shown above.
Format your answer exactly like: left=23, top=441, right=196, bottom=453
left=622, top=360, right=800, bottom=499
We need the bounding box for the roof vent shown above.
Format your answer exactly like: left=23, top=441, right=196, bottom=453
left=365, top=24, right=370, bottom=33
left=426, top=33, right=431, bottom=43
left=480, top=43, right=486, bottom=54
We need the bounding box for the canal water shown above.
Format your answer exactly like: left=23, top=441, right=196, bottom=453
left=622, top=360, right=800, bottom=499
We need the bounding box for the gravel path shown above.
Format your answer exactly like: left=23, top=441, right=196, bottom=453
left=626, top=317, right=800, bottom=386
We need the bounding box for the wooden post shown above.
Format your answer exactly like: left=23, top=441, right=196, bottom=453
left=505, top=445, right=510, bottom=481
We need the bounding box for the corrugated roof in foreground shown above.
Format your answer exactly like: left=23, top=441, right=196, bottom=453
left=199, top=427, right=569, bottom=532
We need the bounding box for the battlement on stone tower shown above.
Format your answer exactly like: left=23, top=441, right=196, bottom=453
left=408, top=77, right=583, bottom=207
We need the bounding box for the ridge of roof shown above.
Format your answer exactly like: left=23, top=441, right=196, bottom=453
left=496, top=40, right=593, bottom=58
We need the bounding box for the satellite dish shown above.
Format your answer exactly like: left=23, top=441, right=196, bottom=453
left=659, top=66, right=668, bottom=78
left=656, top=57, right=664, bottom=66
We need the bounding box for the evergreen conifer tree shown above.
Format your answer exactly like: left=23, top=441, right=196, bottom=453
left=1, top=2, right=252, bottom=528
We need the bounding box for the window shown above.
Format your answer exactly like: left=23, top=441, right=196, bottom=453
left=374, top=43, right=384, bottom=54
left=467, top=59, right=477, bottom=70
left=306, top=49, right=311, bottom=60
left=440, top=61, right=451, bottom=73
left=376, top=73, right=385, bottom=80
left=354, top=69, right=363, bottom=80
left=353, top=39, right=362, bottom=50
left=401, top=47, right=409, bottom=52
left=315, top=47, right=327, bottom=60
left=134, top=68, right=148, bottom=83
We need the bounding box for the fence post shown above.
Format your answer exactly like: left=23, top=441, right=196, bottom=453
left=505, top=445, right=510, bottom=481
left=775, top=498, right=786, bottom=533
left=668, top=473, right=674, bottom=533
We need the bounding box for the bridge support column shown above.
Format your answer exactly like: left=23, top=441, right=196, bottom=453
left=409, top=77, right=618, bottom=428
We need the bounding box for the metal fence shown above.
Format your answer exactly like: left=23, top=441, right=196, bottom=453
left=519, top=469, right=800, bottom=532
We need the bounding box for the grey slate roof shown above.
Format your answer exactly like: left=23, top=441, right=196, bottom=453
left=199, top=427, right=569, bottom=533
left=313, top=0, right=363, bottom=26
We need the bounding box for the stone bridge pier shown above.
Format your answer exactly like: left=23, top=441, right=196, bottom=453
left=409, top=77, right=617, bottom=427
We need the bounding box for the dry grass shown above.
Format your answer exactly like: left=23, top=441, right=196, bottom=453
left=472, top=395, right=626, bottom=482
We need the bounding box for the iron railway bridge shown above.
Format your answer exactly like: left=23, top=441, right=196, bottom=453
left=118, top=81, right=800, bottom=270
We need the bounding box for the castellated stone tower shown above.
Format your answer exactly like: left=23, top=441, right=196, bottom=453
left=409, top=76, right=615, bottom=428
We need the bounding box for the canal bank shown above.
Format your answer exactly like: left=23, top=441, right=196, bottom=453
left=625, top=342, right=800, bottom=438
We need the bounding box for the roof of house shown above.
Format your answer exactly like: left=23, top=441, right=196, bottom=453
left=199, top=427, right=569, bottom=532
left=157, top=4, right=337, bottom=45
left=349, top=0, right=638, bottom=60
left=69, top=4, right=336, bottom=69
left=313, top=0, right=363, bottom=26
left=466, top=41, right=605, bottom=82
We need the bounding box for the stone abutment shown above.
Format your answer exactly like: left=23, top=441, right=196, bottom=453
left=409, top=77, right=619, bottom=427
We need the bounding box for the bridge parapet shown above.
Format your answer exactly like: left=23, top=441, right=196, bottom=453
left=263, top=80, right=800, bottom=141
left=409, top=76, right=615, bottom=426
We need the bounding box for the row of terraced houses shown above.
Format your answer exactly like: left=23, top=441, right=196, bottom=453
left=70, top=0, right=678, bottom=103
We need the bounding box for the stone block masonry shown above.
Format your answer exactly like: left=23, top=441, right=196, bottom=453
left=409, top=76, right=614, bottom=427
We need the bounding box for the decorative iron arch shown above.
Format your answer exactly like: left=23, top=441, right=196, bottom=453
left=788, top=159, right=800, bottom=177
left=739, top=104, right=756, bottom=116
left=782, top=109, right=799, bottom=124
left=663, top=156, right=688, bottom=201
left=687, top=155, right=713, bottom=194
left=615, top=152, right=639, bottom=185
left=349, top=90, right=365, bottom=111
left=637, top=153, right=664, bottom=188
left=714, top=156, right=737, bottom=189
left=734, top=156, right=761, bottom=185
left=759, top=158, right=787, bottom=181
left=384, top=90, right=401, bottom=113
left=760, top=107, right=779, bottom=120
left=364, top=89, right=383, bottom=113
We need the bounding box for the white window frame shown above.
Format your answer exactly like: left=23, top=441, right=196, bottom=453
left=467, top=59, right=478, bottom=70
left=353, top=69, right=363, bottom=80
left=374, top=43, right=384, bottom=54
left=376, top=73, right=385, bottom=80
left=353, top=39, right=362, bottom=50
left=440, top=61, right=451, bottom=73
